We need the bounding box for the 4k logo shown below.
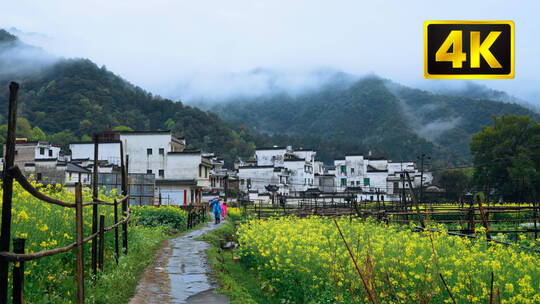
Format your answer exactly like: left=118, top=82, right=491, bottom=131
left=424, top=21, right=514, bottom=79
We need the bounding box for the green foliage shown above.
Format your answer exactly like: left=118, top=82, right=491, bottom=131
left=46, top=129, right=78, bottom=151
left=30, top=126, right=46, bottom=141
left=199, top=222, right=266, bottom=304
left=436, top=169, right=472, bottom=202
left=112, top=125, right=133, bottom=131
left=86, top=225, right=168, bottom=304
left=132, top=206, right=189, bottom=230
left=470, top=115, right=540, bottom=201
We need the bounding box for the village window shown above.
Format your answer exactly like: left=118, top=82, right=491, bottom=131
left=159, top=169, right=164, bottom=177
left=341, top=166, right=346, bottom=174
left=48, top=150, right=53, bottom=157
left=40, top=147, right=44, bottom=155
left=341, top=178, right=347, bottom=186
left=147, top=169, right=152, bottom=174
left=205, top=167, right=208, bottom=178
left=199, top=166, right=202, bottom=177
left=37, top=173, right=42, bottom=180
left=364, top=178, right=370, bottom=186
left=159, top=148, right=164, bottom=155
left=351, top=168, right=354, bottom=174
left=240, top=179, right=245, bottom=185
left=147, top=148, right=152, bottom=155
left=357, top=181, right=361, bottom=186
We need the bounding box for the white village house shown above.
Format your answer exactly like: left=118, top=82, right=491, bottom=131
left=70, top=130, right=213, bottom=205
left=238, top=146, right=321, bottom=199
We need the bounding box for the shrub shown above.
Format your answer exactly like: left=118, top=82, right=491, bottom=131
left=132, top=206, right=189, bottom=230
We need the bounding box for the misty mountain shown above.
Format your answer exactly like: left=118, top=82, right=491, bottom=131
left=212, top=75, right=540, bottom=165
left=0, top=29, right=270, bottom=166
left=1, top=28, right=537, bottom=167
left=0, top=29, right=56, bottom=78
left=428, top=81, right=540, bottom=113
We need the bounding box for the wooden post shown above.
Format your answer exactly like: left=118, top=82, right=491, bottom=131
left=12, top=238, right=25, bottom=304
left=476, top=196, right=492, bottom=242
left=91, top=134, right=99, bottom=276
left=114, top=200, right=119, bottom=264
left=122, top=198, right=128, bottom=255
left=120, top=143, right=127, bottom=198
left=75, top=183, right=85, bottom=304
left=98, top=215, right=105, bottom=272
left=0, top=82, right=19, bottom=304
left=405, top=171, right=425, bottom=228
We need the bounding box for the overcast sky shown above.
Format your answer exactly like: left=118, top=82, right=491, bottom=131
left=1, top=0, right=539, bottom=104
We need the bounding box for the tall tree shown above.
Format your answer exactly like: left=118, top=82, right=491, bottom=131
left=470, top=115, right=540, bottom=202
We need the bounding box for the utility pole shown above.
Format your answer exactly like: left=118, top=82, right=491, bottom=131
left=224, top=174, right=229, bottom=202
left=417, top=154, right=431, bottom=204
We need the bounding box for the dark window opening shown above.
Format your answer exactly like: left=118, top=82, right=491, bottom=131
left=39, top=148, right=44, bottom=155
left=159, top=148, right=164, bottom=155
left=159, top=169, right=164, bottom=177
left=147, top=169, right=152, bottom=174
left=48, top=150, right=53, bottom=157
left=147, top=148, right=152, bottom=155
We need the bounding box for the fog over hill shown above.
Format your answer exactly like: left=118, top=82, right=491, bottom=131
left=1, top=28, right=538, bottom=167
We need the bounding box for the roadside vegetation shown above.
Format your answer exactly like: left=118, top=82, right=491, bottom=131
left=203, top=211, right=539, bottom=304
left=235, top=216, right=539, bottom=303
left=0, top=179, right=204, bottom=303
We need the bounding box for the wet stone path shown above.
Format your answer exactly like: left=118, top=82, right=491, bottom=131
left=130, top=220, right=230, bottom=304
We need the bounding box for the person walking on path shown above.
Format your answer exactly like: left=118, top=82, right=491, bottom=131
left=213, top=199, right=222, bottom=224
left=221, top=201, right=228, bottom=219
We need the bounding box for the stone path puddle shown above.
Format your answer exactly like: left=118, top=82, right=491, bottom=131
left=130, top=221, right=229, bottom=304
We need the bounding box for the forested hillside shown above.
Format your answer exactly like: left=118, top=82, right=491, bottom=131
left=213, top=76, right=540, bottom=165
left=2, top=28, right=538, bottom=167
left=0, top=29, right=270, bottom=165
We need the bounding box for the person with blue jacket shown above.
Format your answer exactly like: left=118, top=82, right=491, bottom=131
left=212, top=199, right=222, bottom=224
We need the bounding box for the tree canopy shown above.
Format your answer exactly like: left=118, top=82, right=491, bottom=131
left=470, top=115, right=540, bottom=202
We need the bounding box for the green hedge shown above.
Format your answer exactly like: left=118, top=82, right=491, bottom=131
left=132, top=206, right=189, bottom=230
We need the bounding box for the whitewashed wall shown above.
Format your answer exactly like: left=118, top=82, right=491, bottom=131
left=70, top=142, right=121, bottom=165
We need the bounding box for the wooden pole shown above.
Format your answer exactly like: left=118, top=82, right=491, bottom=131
left=0, top=82, right=19, bottom=304
left=75, top=183, right=85, bottom=304
left=114, top=199, right=119, bottom=264
left=91, top=134, right=99, bottom=276
left=476, top=195, right=492, bottom=242
left=122, top=155, right=129, bottom=254
left=12, top=238, right=25, bottom=304
left=405, top=171, right=425, bottom=228
left=98, top=215, right=105, bottom=272
left=120, top=142, right=126, bottom=196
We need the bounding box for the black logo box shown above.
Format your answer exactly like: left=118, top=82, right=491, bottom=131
left=424, top=21, right=514, bottom=78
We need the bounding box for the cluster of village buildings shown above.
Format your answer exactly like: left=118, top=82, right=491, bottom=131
left=2, top=130, right=433, bottom=205
left=237, top=146, right=433, bottom=202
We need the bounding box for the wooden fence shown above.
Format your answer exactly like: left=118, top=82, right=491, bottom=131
left=0, top=82, right=131, bottom=304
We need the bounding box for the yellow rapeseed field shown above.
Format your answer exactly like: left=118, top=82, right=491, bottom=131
left=237, top=216, right=539, bottom=303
